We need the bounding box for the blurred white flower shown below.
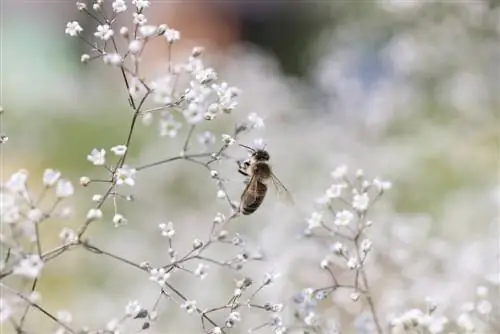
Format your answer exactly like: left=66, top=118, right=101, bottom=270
left=346, top=257, right=358, bottom=270
left=164, top=28, right=180, bottom=43
left=43, top=169, right=61, bottom=187
left=113, top=214, right=127, bottom=227
left=331, top=165, right=348, bottom=179
left=180, top=300, right=197, bottom=313
left=360, top=239, right=372, bottom=252
left=5, top=169, right=29, bottom=192
left=115, top=165, right=136, bottom=186
left=216, top=190, right=226, bottom=199
left=307, top=212, right=323, bottom=229
left=125, top=300, right=142, bottom=317
left=128, top=40, right=142, bottom=54
left=65, top=21, right=83, bottom=36
left=158, top=222, right=175, bottom=238
left=132, top=0, right=150, bottom=10
left=326, top=183, right=347, bottom=199
left=110, top=145, right=127, bottom=156
left=56, top=179, right=74, bottom=198
left=139, top=25, right=157, bottom=37
left=27, top=209, right=43, bottom=223
left=75, top=2, right=86, bottom=10
left=149, top=268, right=170, bottom=286
left=194, top=264, right=209, bottom=280
left=159, top=115, right=182, bottom=138
left=352, top=192, right=369, bottom=211
left=13, top=254, right=44, bottom=278
left=197, top=131, right=216, bottom=146
left=87, top=148, right=106, bottom=165
left=94, top=24, right=114, bottom=40
left=195, top=68, right=217, bottom=84
left=476, top=285, right=488, bottom=298
left=86, top=208, right=103, bottom=221
left=247, top=113, right=265, bottom=129
left=373, top=178, right=392, bottom=191
left=57, top=310, right=73, bottom=324
left=476, top=300, right=492, bottom=314
left=103, top=53, right=122, bottom=66
left=0, top=299, right=12, bottom=323
left=59, top=227, right=77, bottom=244
left=334, top=210, right=353, bottom=226
left=133, top=13, right=147, bottom=25
left=221, top=134, right=235, bottom=145
left=112, top=0, right=127, bottom=13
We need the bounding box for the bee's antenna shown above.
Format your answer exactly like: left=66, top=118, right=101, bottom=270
left=239, top=144, right=256, bottom=152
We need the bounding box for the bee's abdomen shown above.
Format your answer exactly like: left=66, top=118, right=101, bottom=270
left=241, top=182, right=267, bottom=215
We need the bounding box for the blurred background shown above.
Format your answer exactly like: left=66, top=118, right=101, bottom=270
left=1, top=0, right=499, bottom=333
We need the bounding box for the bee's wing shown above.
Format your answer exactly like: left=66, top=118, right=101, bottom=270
left=270, top=172, right=294, bottom=205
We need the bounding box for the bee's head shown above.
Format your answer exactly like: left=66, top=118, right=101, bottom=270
left=252, top=149, right=270, bottom=162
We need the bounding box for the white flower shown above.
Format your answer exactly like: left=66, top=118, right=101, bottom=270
left=133, top=13, right=147, bottom=25
left=361, top=239, right=372, bottom=252
left=113, top=214, right=127, bottom=227
left=346, top=257, right=358, bottom=270
left=59, top=228, right=78, bottom=244
left=86, top=208, right=103, bottom=221
left=221, top=134, right=235, bottom=145
left=120, top=26, right=129, bottom=36
left=373, top=178, right=392, bottom=191
left=263, top=271, right=281, bottom=285
left=158, top=222, right=175, bottom=238
left=80, top=54, right=90, bottom=63
left=94, top=24, right=114, bottom=40
left=128, top=40, right=142, bottom=54
left=226, top=311, right=241, bottom=326
left=183, top=102, right=204, bottom=124
left=159, top=115, right=182, bottom=138
left=65, top=21, right=83, bottom=36
left=0, top=299, right=12, bottom=323
left=43, top=169, right=61, bottom=187
left=27, top=209, right=43, bottom=222
left=13, top=254, right=44, bottom=278
left=149, top=268, right=170, bottom=286
left=87, top=148, right=106, bottom=165
left=110, top=145, right=127, bottom=156
left=326, top=183, right=347, bottom=199
left=106, top=318, right=121, bottom=332
left=334, top=210, right=353, bottom=226
left=352, top=192, right=369, bottom=211
left=115, top=165, right=136, bottom=186
left=56, top=179, right=74, bottom=198
left=330, top=242, right=344, bottom=255
left=76, top=2, right=87, bottom=10
left=247, top=113, right=265, bottom=129
left=57, top=310, right=73, bottom=324
left=331, top=165, right=348, bottom=179
left=92, top=194, right=103, bottom=202
left=194, top=264, right=208, bottom=280
left=139, top=25, right=157, bottom=37
left=5, top=169, right=29, bottom=192
left=216, top=190, right=226, bottom=199
left=197, top=131, right=216, bottom=146
left=132, top=0, right=150, bottom=10
left=307, top=212, right=323, bottom=229
left=180, top=300, right=197, bottom=313
left=112, top=0, right=127, bottom=13
left=164, top=28, right=180, bottom=43
left=103, top=53, right=122, bottom=66
left=476, top=285, right=488, bottom=298
left=125, top=300, right=142, bottom=317
left=195, top=68, right=217, bottom=84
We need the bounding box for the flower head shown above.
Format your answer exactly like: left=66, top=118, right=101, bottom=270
left=87, top=148, right=106, bottom=165
left=13, top=254, right=44, bottom=278
left=115, top=165, right=136, bottom=186
left=94, top=25, right=114, bottom=40
left=65, top=21, right=83, bottom=36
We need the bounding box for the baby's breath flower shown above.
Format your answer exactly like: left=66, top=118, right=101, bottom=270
left=196, top=68, right=218, bottom=84
left=326, top=183, right=347, bottom=199
left=221, top=134, right=235, bottom=145
left=125, top=300, right=142, bottom=317
left=149, top=268, right=170, bottom=286
left=112, top=0, right=127, bottom=13
left=87, top=148, right=106, bottom=165
left=13, top=254, right=44, bottom=278
left=6, top=169, right=29, bottom=192
left=27, top=208, right=43, bottom=222
left=94, top=24, right=114, bottom=40
left=159, top=115, right=182, bottom=138
left=158, top=222, right=175, bottom=238
left=346, top=257, right=358, bottom=270
left=247, top=113, right=265, bottom=129
left=80, top=54, right=90, bottom=63
left=350, top=292, right=360, bottom=302
left=128, top=40, right=142, bottom=54
left=216, top=190, right=226, bottom=199
left=132, top=0, right=150, bottom=10
left=113, top=214, right=127, bottom=227
left=76, top=2, right=86, bottom=10
left=92, top=194, right=103, bottom=202
left=194, top=263, right=208, bottom=280
left=164, top=28, right=180, bottom=43
left=180, top=300, right=197, bottom=313
left=133, top=13, right=147, bottom=25
left=57, top=310, right=73, bottom=324
left=106, top=318, right=121, bottom=332
left=361, top=239, right=372, bottom=252
left=331, top=165, right=348, bottom=179
left=103, top=53, right=123, bottom=66
left=56, top=179, right=74, bottom=198
left=198, top=131, right=216, bottom=146
left=92, top=3, right=100, bottom=11
left=334, top=210, right=354, bottom=226
left=65, top=21, right=83, bottom=36
left=307, top=212, right=323, bottom=229
left=115, top=165, right=136, bottom=186
left=139, top=25, right=157, bottom=37
left=263, top=271, right=280, bottom=285
left=86, top=208, right=103, bottom=221
left=352, top=192, right=369, bottom=211
left=59, top=228, right=77, bottom=244
left=330, top=242, right=344, bottom=255
left=476, top=300, right=492, bottom=314
left=373, top=178, right=392, bottom=191
left=192, top=239, right=203, bottom=249
left=213, top=212, right=224, bottom=224
left=110, top=145, right=127, bottom=156
left=0, top=299, right=12, bottom=323
left=120, top=26, right=129, bottom=36
left=43, top=169, right=61, bottom=187
left=226, top=311, right=241, bottom=327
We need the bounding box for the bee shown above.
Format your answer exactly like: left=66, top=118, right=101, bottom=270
left=237, top=144, right=292, bottom=215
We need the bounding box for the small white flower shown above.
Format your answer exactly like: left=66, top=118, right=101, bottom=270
left=180, top=300, right=197, bottom=313
left=226, top=311, right=241, bottom=326
left=330, top=242, right=344, bottom=255
left=247, top=113, right=265, bottom=129
left=59, top=228, right=78, bottom=244
left=27, top=209, right=43, bottom=222
left=110, top=145, right=127, bottom=156
left=194, top=264, right=208, bottom=280
left=92, top=3, right=100, bottom=11
left=80, top=54, right=90, bottom=63
left=221, top=134, right=235, bottom=145
left=6, top=169, right=29, bottom=192
left=263, top=271, right=281, bottom=285
left=331, top=165, right=348, bottom=179
left=373, top=178, right=392, bottom=191
left=307, top=212, right=323, bottom=229
left=76, top=2, right=87, bottom=10
left=133, top=13, right=147, bottom=25
left=79, top=176, right=91, bottom=186
left=132, top=0, right=150, bottom=10
left=476, top=300, right=492, bottom=314
left=352, top=192, right=369, bottom=211
left=125, top=300, right=142, bottom=317
left=86, top=208, right=103, bottom=221
left=476, top=285, right=488, bottom=298
left=113, top=214, right=127, bottom=227
left=334, top=210, right=353, bottom=226
left=13, top=254, right=44, bottom=278
left=92, top=194, right=103, bottom=202
left=112, top=0, right=127, bottom=13
left=346, top=257, right=358, bottom=270
left=139, top=25, right=157, bottom=37
left=195, top=68, right=217, bottom=84
left=128, top=40, right=143, bottom=54
left=158, top=222, right=175, bottom=238
left=0, top=299, right=12, bottom=323
left=87, top=148, right=106, bottom=165
left=65, top=21, right=83, bottom=36
left=361, top=239, right=372, bottom=252
left=198, top=131, right=216, bottom=146
left=350, top=292, right=360, bottom=302
left=103, top=53, right=122, bottom=66
left=115, top=165, right=136, bottom=186
left=57, top=310, right=73, bottom=324
left=120, top=26, right=129, bottom=36
left=164, top=28, right=180, bottom=43
left=216, top=190, right=226, bottom=199
left=213, top=212, right=225, bottom=224
left=159, top=115, right=182, bottom=138
left=106, top=318, right=120, bottom=332
left=56, top=179, right=74, bottom=198
left=149, top=267, right=170, bottom=286
left=43, top=169, right=61, bottom=187
left=94, top=24, right=114, bottom=40
left=326, top=183, right=347, bottom=199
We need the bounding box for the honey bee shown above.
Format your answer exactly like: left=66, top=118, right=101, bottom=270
left=237, top=144, right=292, bottom=215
